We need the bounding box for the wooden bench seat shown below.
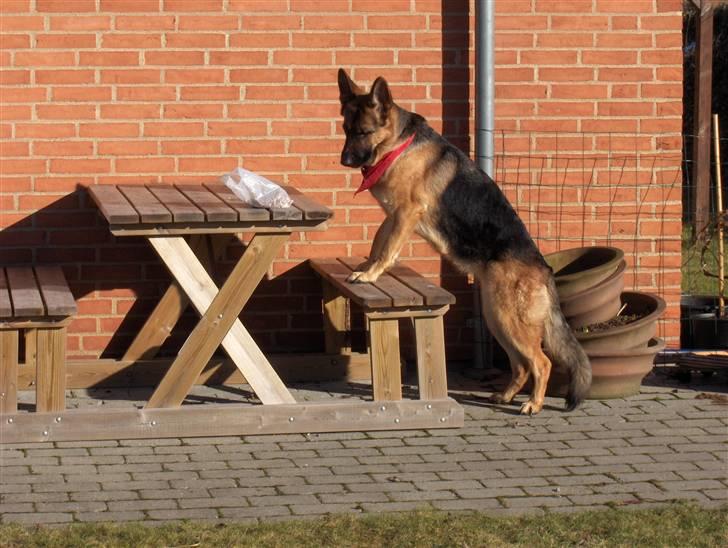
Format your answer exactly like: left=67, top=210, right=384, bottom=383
left=310, top=257, right=455, bottom=402
left=0, top=266, right=76, bottom=413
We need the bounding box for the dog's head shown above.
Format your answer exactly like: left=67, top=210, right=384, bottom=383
left=337, top=68, right=395, bottom=168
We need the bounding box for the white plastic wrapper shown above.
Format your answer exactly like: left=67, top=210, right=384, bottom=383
left=221, top=167, right=293, bottom=209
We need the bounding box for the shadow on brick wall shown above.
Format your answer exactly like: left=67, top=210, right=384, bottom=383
left=0, top=184, right=326, bottom=360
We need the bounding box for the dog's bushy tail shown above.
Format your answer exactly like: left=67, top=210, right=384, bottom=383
left=542, top=278, right=592, bottom=411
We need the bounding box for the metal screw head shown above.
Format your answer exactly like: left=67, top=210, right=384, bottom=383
left=288, top=416, right=295, bottom=422
left=380, top=405, right=386, bottom=411
left=151, top=420, right=157, bottom=426
left=42, top=430, right=49, bottom=436
left=394, top=418, right=400, bottom=424
left=440, top=417, right=447, bottom=422
left=426, top=404, right=432, bottom=410
left=7, top=418, right=13, bottom=424
left=55, top=417, right=62, bottom=423
left=0, top=392, right=5, bottom=398
left=218, top=313, right=223, bottom=319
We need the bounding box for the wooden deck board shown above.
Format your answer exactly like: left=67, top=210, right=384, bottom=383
left=176, top=185, right=238, bottom=222
left=6, top=267, right=44, bottom=317
left=118, top=185, right=173, bottom=224
left=87, top=185, right=139, bottom=224
left=34, top=267, right=76, bottom=317
left=204, top=182, right=271, bottom=221
left=147, top=185, right=205, bottom=223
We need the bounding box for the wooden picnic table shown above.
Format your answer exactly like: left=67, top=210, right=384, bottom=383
left=88, top=182, right=332, bottom=409
left=0, top=183, right=462, bottom=443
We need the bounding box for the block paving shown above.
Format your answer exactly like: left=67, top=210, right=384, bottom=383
left=1, top=367, right=726, bottom=525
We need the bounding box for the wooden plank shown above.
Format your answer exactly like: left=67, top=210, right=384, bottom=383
left=368, top=318, right=402, bottom=402
left=25, top=328, right=37, bottom=368
left=176, top=185, right=237, bottom=222
left=310, top=259, right=391, bottom=308
left=34, top=266, right=76, bottom=317
left=283, top=186, right=333, bottom=220
left=18, top=353, right=374, bottom=389
left=87, top=185, right=139, bottom=224
left=692, top=0, right=714, bottom=234
left=414, top=316, right=448, bottom=400
left=147, top=235, right=295, bottom=407
left=109, top=221, right=328, bottom=237
left=0, top=269, right=12, bottom=318
left=0, top=330, right=18, bottom=413
left=147, top=185, right=204, bottom=223
left=35, top=327, right=66, bottom=413
left=387, top=264, right=456, bottom=306
left=6, top=267, right=44, bottom=317
left=338, top=257, right=423, bottom=308
left=322, top=281, right=350, bottom=354
left=270, top=205, right=303, bottom=221
left=118, top=185, right=173, bottom=224
left=0, top=399, right=465, bottom=444
left=204, top=182, right=271, bottom=221
left=123, top=235, right=219, bottom=361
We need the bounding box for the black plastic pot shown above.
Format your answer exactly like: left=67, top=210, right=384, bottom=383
left=688, top=312, right=728, bottom=349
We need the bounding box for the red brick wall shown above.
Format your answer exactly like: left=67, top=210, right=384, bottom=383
left=0, top=0, right=683, bottom=360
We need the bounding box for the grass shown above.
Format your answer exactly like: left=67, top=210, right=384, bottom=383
left=0, top=503, right=725, bottom=548
left=682, top=225, right=727, bottom=296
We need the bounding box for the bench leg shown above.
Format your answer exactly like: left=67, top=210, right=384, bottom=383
left=35, top=327, right=66, bottom=413
left=368, top=318, right=402, bottom=401
left=322, top=281, right=350, bottom=355
left=0, top=330, right=19, bottom=413
left=414, top=316, right=448, bottom=400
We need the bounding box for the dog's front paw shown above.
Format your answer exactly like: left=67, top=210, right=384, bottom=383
left=347, top=270, right=379, bottom=284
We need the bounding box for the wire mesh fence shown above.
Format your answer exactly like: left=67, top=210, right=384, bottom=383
left=486, top=130, right=727, bottom=345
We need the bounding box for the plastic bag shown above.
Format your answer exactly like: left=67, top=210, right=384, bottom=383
left=221, top=167, right=293, bottom=209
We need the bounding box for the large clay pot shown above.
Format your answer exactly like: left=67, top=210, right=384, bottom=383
left=545, top=246, right=624, bottom=299
left=548, top=337, right=666, bottom=399
left=575, top=291, right=666, bottom=352
left=560, top=260, right=626, bottom=329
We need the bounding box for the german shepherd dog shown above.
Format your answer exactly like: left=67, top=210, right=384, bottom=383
left=337, top=69, right=591, bottom=414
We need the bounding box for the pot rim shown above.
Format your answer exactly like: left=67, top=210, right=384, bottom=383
left=546, top=246, right=624, bottom=284
left=560, top=259, right=626, bottom=305
left=576, top=291, right=666, bottom=341
left=585, top=337, right=666, bottom=358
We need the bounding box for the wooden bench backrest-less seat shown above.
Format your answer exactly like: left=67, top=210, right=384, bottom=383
left=310, top=257, right=456, bottom=402
left=0, top=266, right=76, bottom=414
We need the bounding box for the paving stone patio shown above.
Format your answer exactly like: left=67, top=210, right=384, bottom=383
left=1, top=365, right=726, bottom=525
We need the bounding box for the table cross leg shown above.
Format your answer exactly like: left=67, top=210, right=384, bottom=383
left=145, top=234, right=295, bottom=408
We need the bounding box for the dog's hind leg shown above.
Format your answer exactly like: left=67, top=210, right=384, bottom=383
left=519, top=347, right=552, bottom=415
left=489, top=349, right=529, bottom=405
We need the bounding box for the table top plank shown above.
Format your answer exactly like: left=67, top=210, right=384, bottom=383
left=87, top=185, right=140, bottom=224
left=270, top=205, right=304, bottom=221
left=176, top=185, right=238, bottom=222
left=34, top=266, right=77, bottom=317
left=0, top=269, right=12, bottom=318
left=338, top=257, right=424, bottom=308
left=284, top=186, right=333, bottom=220
left=6, top=267, right=45, bottom=317
left=147, top=185, right=205, bottom=223
left=118, top=185, right=173, bottom=224
left=309, top=259, right=392, bottom=308
left=204, top=182, right=271, bottom=222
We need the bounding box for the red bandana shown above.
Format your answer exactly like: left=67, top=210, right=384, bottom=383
left=355, top=133, right=416, bottom=195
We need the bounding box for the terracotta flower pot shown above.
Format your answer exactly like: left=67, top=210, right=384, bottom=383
left=559, top=260, right=626, bottom=329
left=548, top=337, right=666, bottom=399
left=545, top=246, right=624, bottom=299
left=575, top=291, right=666, bottom=353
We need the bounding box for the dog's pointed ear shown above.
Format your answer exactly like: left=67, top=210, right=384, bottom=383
left=338, top=68, right=361, bottom=105
left=370, top=76, right=393, bottom=119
